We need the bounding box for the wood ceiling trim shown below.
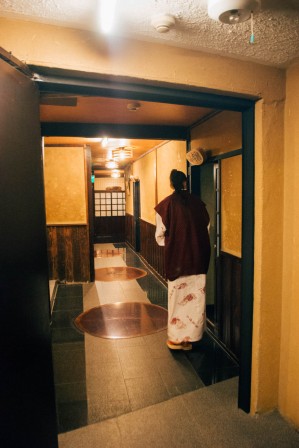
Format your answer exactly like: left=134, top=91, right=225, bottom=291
left=32, top=66, right=258, bottom=111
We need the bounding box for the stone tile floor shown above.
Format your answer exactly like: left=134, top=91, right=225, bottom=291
left=51, top=243, right=238, bottom=433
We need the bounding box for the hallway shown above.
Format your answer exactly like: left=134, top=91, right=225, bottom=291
left=51, top=243, right=238, bottom=431
left=50, top=244, right=299, bottom=447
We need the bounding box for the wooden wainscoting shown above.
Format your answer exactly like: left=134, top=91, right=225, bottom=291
left=218, top=251, right=241, bottom=359
left=125, top=216, right=165, bottom=279
left=139, top=219, right=165, bottom=280
left=47, top=225, right=90, bottom=282
left=94, top=216, right=125, bottom=243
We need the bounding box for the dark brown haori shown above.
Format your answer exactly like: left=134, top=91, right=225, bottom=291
left=155, top=191, right=211, bottom=281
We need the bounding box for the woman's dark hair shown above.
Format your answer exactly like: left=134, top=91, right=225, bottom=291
left=170, top=169, right=188, bottom=205
left=170, top=169, right=187, bottom=192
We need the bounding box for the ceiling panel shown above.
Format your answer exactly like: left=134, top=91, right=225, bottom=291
left=40, top=95, right=215, bottom=126
left=42, top=95, right=216, bottom=175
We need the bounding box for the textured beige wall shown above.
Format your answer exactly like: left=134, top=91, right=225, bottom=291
left=157, top=141, right=187, bottom=203
left=190, top=111, right=242, bottom=156
left=0, top=18, right=284, bottom=102
left=251, top=94, right=285, bottom=414
left=133, top=151, right=156, bottom=224
left=129, top=141, right=186, bottom=222
left=279, top=59, right=299, bottom=427
left=221, top=156, right=242, bottom=257
left=124, top=165, right=134, bottom=215
left=44, top=147, right=87, bottom=224
left=125, top=180, right=134, bottom=216
left=190, top=112, right=242, bottom=256
left=0, top=17, right=288, bottom=417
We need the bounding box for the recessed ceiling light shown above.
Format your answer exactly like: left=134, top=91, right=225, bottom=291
left=127, top=102, right=141, bottom=111
left=98, top=0, right=117, bottom=34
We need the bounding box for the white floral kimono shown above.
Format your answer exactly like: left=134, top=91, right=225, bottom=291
left=155, top=212, right=206, bottom=343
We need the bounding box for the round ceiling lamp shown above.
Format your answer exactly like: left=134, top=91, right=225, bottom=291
left=208, top=0, right=261, bottom=24
left=127, top=102, right=141, bottom=111
left=151, top=13, right=176, bottom=33
left=112, top=147, right=133, bottom=161
left=105, top=160, right=118, bottom=169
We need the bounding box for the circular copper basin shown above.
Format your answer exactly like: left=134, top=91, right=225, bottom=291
left=95, top=266, right=147, bottom=281
left=74, top=302, right=168, bottom=339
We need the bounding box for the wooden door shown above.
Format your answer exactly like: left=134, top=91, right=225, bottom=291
left=94, top=190, right=126, bottom=242
left=0, top=52, right=58, bottom=447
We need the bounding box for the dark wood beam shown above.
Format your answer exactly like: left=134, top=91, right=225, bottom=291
left=41, top=122, right=188, bottom=140
left=31, top=65, right=259, bottom=111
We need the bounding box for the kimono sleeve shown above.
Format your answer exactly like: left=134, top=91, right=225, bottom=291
left=155, top=212, right=166, bottom=246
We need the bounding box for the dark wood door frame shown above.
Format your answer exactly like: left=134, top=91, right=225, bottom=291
left=34, top=67, right=256, bottom=413
left=85, top=146, right=95, bottom=282
left=0, top=53, right=58, bottom=447
left=239, top=107, right=255, bottom=412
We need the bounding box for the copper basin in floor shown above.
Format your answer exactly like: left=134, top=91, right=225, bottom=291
left=74, top=302, right=168, bottom=339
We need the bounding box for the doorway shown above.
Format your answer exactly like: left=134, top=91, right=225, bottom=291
left=36, top=67, right=255, bottom=412
left=196, top=151, right=242, bottom=361
left=93, top=189, right=126, bottom=243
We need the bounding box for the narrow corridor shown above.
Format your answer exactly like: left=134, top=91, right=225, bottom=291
left=50, top=244, right=299, bottom=447
left=51, top=243, right=239, bottom=433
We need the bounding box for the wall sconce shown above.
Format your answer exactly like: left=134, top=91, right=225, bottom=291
left=129, top=175, right=139, bottom=182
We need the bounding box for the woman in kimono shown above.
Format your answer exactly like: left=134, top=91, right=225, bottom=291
left=155, top=169, right=210, bottom=351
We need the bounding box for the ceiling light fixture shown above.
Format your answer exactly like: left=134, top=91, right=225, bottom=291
left=111, top=170, right=121, bottom=178
left=112, top=147, right=133, bottom=161
left=208, top=0, right=260, bottom=24
left=127, top=102, right=141, bottom=112
left=228, top=9, right=241, bottom=23
left=102, top=137, right=109, bottom=147
left=151, top=13, right=176, bottom=33
left=87, top=138, right=103, bottom=142
left=99, top=0, right=117, bottom=34
left=105, top=160, right=118, bottom=169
